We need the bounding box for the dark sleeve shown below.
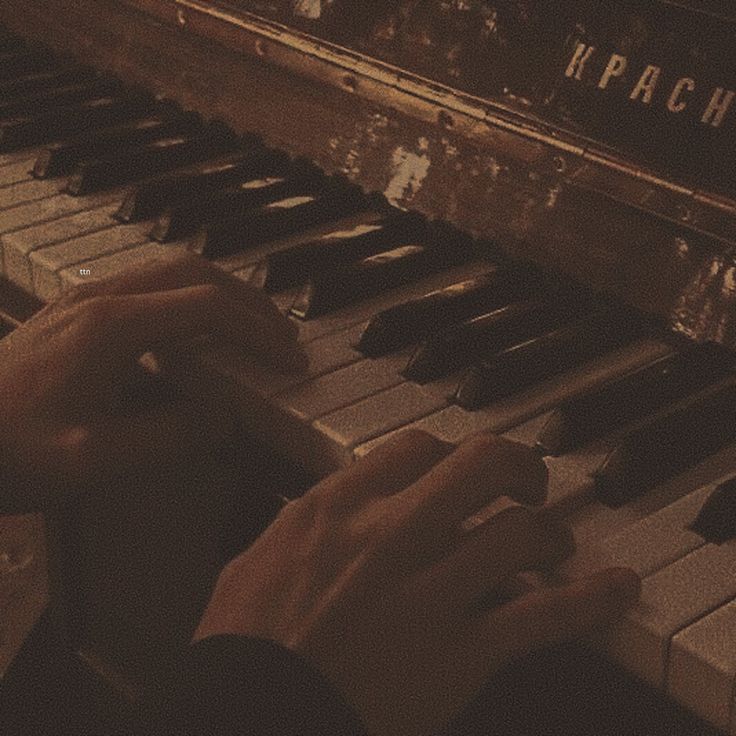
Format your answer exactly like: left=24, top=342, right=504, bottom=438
left=152, top=635, right=368, bottom=736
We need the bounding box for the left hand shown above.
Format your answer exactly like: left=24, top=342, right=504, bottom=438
left=0, top=252, right=306, bottom=513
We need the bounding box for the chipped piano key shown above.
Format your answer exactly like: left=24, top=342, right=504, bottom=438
left=454, top=308, right=643, bottom=410
left=149, top=171, right=317, bottom=241
left=292, top=240, right=471, bottom=320
left=0, top=76, right=121, bottom=120
left=259, top=213, right=426, bottom=293
left=65, top=123, right=238, bottom=195
left=537, top=343, right=735, bottom=456
left=33, top=111, right=202, bottom=179
left=193, top=187, right=367, bottom=259
left=0, top=95, right=156, bottom=151
left=356, top=266, right=544, bottom=357
left=594, top=381, right=736, bottom=506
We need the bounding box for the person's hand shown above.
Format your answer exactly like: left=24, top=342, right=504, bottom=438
left=194, top=430, right=640, bottom=736
left=0, top=252, right=306, bottom=513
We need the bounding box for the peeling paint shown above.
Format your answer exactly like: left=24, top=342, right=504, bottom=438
left=384, top=145, right=431, bottom=207
left=546, top=184, right=561, bottom=209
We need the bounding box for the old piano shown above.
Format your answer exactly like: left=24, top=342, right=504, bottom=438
left=0, top=1, right=735, bottom=734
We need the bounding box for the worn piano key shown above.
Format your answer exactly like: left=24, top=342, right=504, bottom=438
left=0, top=49, right=56, bottom=80
left=31, top=220, right=153, bottom=300
left=0, top=76, right=121, bottom=120
left=148, top=172, right=312, bottom=240
left=0, top=64, right=95, bottom=98
left=0, top=96, right=154, bottom=151
left=65, top=123, right=237, bottom=195
left=194, top=188, right=367, bottom=259
left=669, top=600, right=736, bottom=733
left=121, top=147, right=287, bottom=224
left=454, top=308, right=642, bottom=410
left=33, top=112, right=201, bottom=179
left=537, top=344, right=735, bottom=456
left=292, top=241, right=470, bottom=320
left=0, top=178, right=60, bottom=209
left=0, top=157, right=36, bottom=187
left=607, top=541, right=736, bottom=689
left=594, top=382, right=736, bottom=506
left=259, top=213, right=426, bottom=293
left=2, top=204, right=118, bottom=288
left=689, top=476, right=736, bottom=544
left=403, top=296, right=592, bottom=383
left=356, top=267, right=543, bottom=357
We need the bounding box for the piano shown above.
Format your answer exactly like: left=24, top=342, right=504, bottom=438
left=0, top=1, right=735, bottom=734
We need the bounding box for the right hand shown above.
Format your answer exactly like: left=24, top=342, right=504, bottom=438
left=195, top=430, right=640, bottom=736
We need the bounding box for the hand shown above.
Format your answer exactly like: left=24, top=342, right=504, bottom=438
left=195, top=430, right=640, bottom=736
left=0, top=252, right=306, bottom=513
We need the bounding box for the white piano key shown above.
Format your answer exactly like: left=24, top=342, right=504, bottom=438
left=668, top=599, right=736, bottom=734
left=315, top=380, right=449, bottom=457
left=2, top=204, right=118, bottom=288
left=31, top=221, right=153, bottom=301
left=0, top=190, right=122, bottom=236
left=0, top=149, right=42, bottom=168
left=274, top=349, right=413, bottom=421
left=0, top=158, right=34, bottom=187
left=606, top=541, right=736, bottom=689
left=0, top=179, right=59, bottom=210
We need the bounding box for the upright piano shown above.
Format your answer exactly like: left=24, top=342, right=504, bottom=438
left=0, top=1, right=735, bottom=734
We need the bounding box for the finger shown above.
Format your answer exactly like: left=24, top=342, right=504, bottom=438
left=59, top=251, right=293, bottom=333
left=78, top=285, right=306, bottom=372
left=481, top=567, right=641, bottom=661
left=400, top=434, right=548, bottom=537
left=413, top=505, right=573, bottom=608
left=313, top=429, right=453, bottom=507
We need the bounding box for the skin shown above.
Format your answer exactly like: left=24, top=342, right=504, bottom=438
left=0, top=254, right=640, bottom=734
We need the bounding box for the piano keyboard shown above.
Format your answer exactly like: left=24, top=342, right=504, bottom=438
left=2, top=28, right=736, bottom=735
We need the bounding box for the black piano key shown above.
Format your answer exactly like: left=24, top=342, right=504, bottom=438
left=291, top=239, right=471, bottom=320
left=0, top=76, right=121, bottom=120
left=194, top=186, right=368, bottom=259
left=0, top=65, right=96, bottom=99
left=119, top=144, right=283, bottom=223
left=0, top=96, right=155, bottom=151
left=149, top=167, right=319, bottom=239
left=65, top=122, right=238, bottom=195
left=0, top=49, right=56, bottom=81
left=403, top=295, right=590, bottom=383
left=537, top=343, right=735, bottom=456
left=33, top=112, right=201, bottom=179
left=689, top=476, right=736, bottom=544
left=454, top=308, right=642, bottom=410
left=357, top=267, right=549, bottom=358
left=594, top=383, right=736, bottom=507
left=260, top=213, right=426, bottom=293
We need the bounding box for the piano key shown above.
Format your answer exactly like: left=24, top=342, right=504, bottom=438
left=292, top=239, right=471, bottom=320
left=0, top=157, right=35, bottom=187
left=274, top=349, right=413, bottom=421
left=0, top=76, right=121, bottom=120
left=33, top=112, right=202, bottom=179
left=148, top=171, right=313, bottom=240
left=454, top=308, right=644, bottom=410
left=0, top=64, right=95, bottom=98
left=403, top=296, right=591, bottom=383
left=668, top=599, right=736, bottom=733
left=606, top=540, right=736, bottom=688
left=0, top=49, right=56, bottom=80
left=0, top=178, right=60, bottom=209
left=0, top=96, right=155, bottom=151
left=688, top=475, right=736, bottom=544
left=2, top=204, right=118, bottom=288
left=356, top=266, right=542, bottom=358
left=594, top=381, right=736, bottom=506
left=537, top=343, right=735, bottom=456
left=31, top=220, right=153, bottom=301
left=65, top=123, right=238, bottom=195
left=259, top=213, right=426, bottom=293
left=120, top=147, right=288, bottom=224
left=194, top=188, right=367, bottom=259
